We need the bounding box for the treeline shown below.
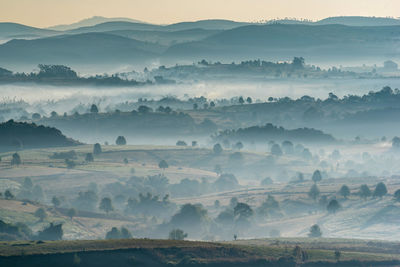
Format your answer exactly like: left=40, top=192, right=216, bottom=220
left=213, top=123, right=335, bottom=143
left=149, top=57, right=364, bottom=80
left=0, top=64, right=151, bottom=87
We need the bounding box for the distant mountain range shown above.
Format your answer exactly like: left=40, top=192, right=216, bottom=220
left=47, top=16, right=146, bottom=31
left=0, top=16, right=399, bottom=68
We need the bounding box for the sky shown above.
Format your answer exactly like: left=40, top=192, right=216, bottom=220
left=1, top=0, right=399, bottom=28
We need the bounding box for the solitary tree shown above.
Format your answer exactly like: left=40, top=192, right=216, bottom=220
left=312, top=170, right=322, bottom=183
left=158, top=160, right=169, bottom=170
left=52, top=196, right=61, bottom=208
left=168, top=229, right=188, bottom=240
left=11, top=152, right=21, bottom=166
left=116, top=136, right=127, bottom=145
left=339, top=185, right=350, bottom=199
left=308, top=184, right=320, bottom=201
left=90, top=104, right=99, bottom=113
left=99, top=197, right=114, bottom=214
left=93, top=143, right=102, bottom=155
left=373, top=182, right=387, bottom=198
left=67, top=208, right=77, bottom=220
left=327, top=199, right=340, bottom=214
left=34, top=208, right=47, bottom=221
left=359, top=184, right=371, bottom=200
left=85, top=153, right=94, bottom=162
left=23, top=177, right=33, bottom=190
left=234, top=141, right=244, bottom=150
left=246, top=97, right=252, bottom=104
left=308, top=224, right=322, bottom=237
left=270, top=144, right=283, bottom=156
left=4, top=189, right=14, bottom=200
left=213, top=143, right=223, bottom=155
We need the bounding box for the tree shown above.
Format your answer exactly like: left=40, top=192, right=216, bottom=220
left=85, top=153, right=94, bottom=162
left=213, top=143, right=223, bottom=155
left=105, top=227, right=132, bottom=240
left=37, top=223, right=63, bottom=240
left=105, top=227, right=120, bottom=239
left=176, top=140, right=187, bottom=146
left=138, top=105, right=152, bottom=114
left=65, top=159, right=76, bottom=169
left=234, top=202, right=253, bottom=221
left=23, top=177, right=33, bottom=190
left=327, top=199, right=340, bottom=214
left=158, top=160, right=169, bottom=170
left=270, top=144, right=283, bottom=156
left=246, top=97, right=252, bottom=104
left=238, top=96, right=245, bottom=104
left=292, top=57, right=305, bottom=69
left=67, top=208, right=77, bottom=220
left=394, top=189, right=400, bottom=202
left=99, top=197, right=114, bottom=214
left=308, top=224, right=322, bottom=237
left=93, top=143, right=102, bottom=155
left=115, top=136, right=126, bottom=145
left=308, top=184, right=320, bottom=201
left=392, top=136, right=400, bottom=149
left=312, top=170, right=322, bottom=183
left=11, top=153, right=21, bottom=166
left=52, top=196, right=61, bottom=208
left=169, top=229, right=188, bottom=240
left=334, top=250, right=341, bottom=262
left=234, top=141, right=243, bottom=150
left=373, top=182, right=387, bottom=198
left=123, top=158, right=128, bottom=164
left=339, top=185, right=350, bottom=199
left=34, top=208, right=47, bottom=221
left=4, top=190, right=14, bottom=200
left=90, top=104, right=99, bottom=113
left=359, top=184, right=371, bottom=200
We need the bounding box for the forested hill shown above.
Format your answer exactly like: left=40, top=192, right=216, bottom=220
left=0, top=120, right=80, bottom=150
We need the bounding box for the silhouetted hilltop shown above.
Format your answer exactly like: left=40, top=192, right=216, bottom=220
left=0, top=22, right=58, bottom=40
left=213, top=123, right=336, bottom=143
left=0, top=32, right=160, bottom=64
left=0, top=120, right=80, bottom=149
left=48, top=16, right=146, bottom=31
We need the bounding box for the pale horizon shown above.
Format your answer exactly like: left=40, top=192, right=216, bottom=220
left=1, top=0, right=399, bottom=28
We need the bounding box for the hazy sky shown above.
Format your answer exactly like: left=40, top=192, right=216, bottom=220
left=1, top=0, right=399, bottom=28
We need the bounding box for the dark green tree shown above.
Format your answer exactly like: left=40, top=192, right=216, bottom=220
left=93, top=143, right=102, bottom=155
left=169, top=229, right=188, bottom=240
left=116, top=136, right=127, bottom=145
left=308, top=184, right=320, bottom=201
left=359, top=184, right=371, bottom=200
left=99, top=197, right=114, bottom=214
left=312, top=170, right=322, bottom=183
left=308, top=224, right=322, bottom=237
left=373, top=182, right=387, bottom=198
left=327, top=199, right=340, bottom=214
left=339, top=185, right=350, bottom=199
left=11, top=153, right=21, bottom=166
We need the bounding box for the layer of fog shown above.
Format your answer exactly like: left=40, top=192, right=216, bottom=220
left=2, top=78, right=400, bottom=113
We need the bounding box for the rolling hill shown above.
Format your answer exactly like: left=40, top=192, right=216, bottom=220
left=0, top=32, right=162, bottom=65
left=47, top=16, right=147, bottom=31
left=165, top=24, right=400, bottom=62
left=0, top=23, right=58, bottom=42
